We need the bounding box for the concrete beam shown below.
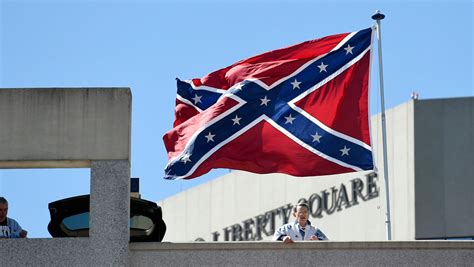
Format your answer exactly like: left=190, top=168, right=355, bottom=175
left=0, top=88, right=131, bottom=168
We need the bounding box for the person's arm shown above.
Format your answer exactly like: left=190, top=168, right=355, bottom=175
left=273, top=225, right=294, bottom=243
left=316, top=228, right=328, bottom=240
left=8, top=218, right=26, bottom=238
left=272, top=225, right=287, bottom=241
left=275, top=234, right=287, bottom=241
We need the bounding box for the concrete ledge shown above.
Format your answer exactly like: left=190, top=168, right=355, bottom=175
left=0, top=238, right=94, bottom=266
left=2, top=240, right=473, bottom=266
left=0, top=236, right=130, bottom=266
left=130, top=241, right=474, bottom=250
left=130, top=241, right=474, bottom=266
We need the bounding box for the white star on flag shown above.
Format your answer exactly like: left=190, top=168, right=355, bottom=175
left=340, top=146, right=350, bottom=156
left=231, top=115, right=242, bottom=125
left=291, top=79, right=301, bottom=89
left=192, top=94, right=202, bottom=104
left=181, top=154, right=192, bottom=164
left=260, top=96, right=271, bottom=106
left=311, top=132, right=322, bottom=143
left=284, top=114, right=296, bottom=124
left=344, top=44, right=354, bottom=55
left=317, top=62, right=328, bottom=72
left=205, top=132, right=215, bottom=143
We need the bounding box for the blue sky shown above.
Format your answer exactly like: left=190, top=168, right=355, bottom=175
left=1, top=0, right=472, bottom=238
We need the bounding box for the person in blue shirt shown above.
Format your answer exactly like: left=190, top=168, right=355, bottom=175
left=0, top=197, right=27, bottom=238
left=273, top=201, right=327, bottom=243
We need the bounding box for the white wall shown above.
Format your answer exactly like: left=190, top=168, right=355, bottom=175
left=371, top=100, right=416, bottom=240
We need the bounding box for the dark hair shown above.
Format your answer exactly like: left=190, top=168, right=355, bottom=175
left=0, top=197, right=7, bottom=205
left=293, top=201, right=309, bottom=212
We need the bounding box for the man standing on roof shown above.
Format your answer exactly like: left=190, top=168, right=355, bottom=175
left=273, top=201, right=327, bottom=243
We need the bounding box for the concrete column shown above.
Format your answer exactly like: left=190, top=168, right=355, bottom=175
left=90, top=160, right=130, bottom=266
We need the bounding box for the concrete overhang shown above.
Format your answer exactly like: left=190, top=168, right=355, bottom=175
left=0, top=88, right=131, bottom=168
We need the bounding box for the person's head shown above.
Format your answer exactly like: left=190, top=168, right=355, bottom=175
left=292, top=201, right=310, bottom=226
left=0, top=197, right=8, bottom=222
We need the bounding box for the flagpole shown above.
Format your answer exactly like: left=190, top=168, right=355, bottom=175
left=372, top=10, right=392, bottom=241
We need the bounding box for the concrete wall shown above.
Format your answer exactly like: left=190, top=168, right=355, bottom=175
left=129, top=241, right=474, bottom=267
left=2, top=239, right=473, bottom=266
left=0, top=88, right=131, bottom=168
left=159, top=99, right=421, bottom=242
left=414, top=97, right=474, bottom=239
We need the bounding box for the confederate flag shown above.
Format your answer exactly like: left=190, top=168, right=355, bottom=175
left=163, top=27, right=375, bottom=180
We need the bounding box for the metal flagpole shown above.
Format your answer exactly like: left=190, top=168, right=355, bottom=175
left=372, top=10, right=392, bottom=241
